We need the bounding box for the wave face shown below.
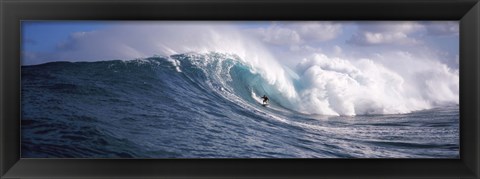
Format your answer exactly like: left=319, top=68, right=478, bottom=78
left=21, top=53, right=459, bottom=158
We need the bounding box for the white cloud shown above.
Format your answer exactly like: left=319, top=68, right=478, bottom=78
left=333, top=45, right=342, bottom=55
left=424, top=21, right=459, bottom=36
left=22, top=22, right=286, bottom=67
left=247, top=22, right=342, bottom=46
left=289, top=45, right=322, bottom=53
left=295, top=22, right=342, bottom=41
left=255, top=25, right=302, bottom=45
left=347, top=22, right=423, bottom=46
left=22, top=21, right=459, bottom=70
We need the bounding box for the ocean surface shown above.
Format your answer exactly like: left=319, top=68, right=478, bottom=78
left=21, top=53, right=459, bottom=158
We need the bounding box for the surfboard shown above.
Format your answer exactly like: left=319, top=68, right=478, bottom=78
left=262, top=103, right=268, bottom=107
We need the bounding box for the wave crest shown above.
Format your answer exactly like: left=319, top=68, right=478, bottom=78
left=165, top=52, right=458, bottom=116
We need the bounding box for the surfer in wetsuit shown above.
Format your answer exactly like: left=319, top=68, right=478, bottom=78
left=261, top=95, right=269, bottom=105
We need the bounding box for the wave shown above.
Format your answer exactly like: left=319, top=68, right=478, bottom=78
left=39, top=51, right=457, bottom=116
left=21, top=52, right=460, bottom=158
left=293, top=54, right=459, bottom=115
left=25, top=50, right=458, bottom=116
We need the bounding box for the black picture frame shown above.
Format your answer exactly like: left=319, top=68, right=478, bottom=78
left=1, top=0, right=479, bottom=178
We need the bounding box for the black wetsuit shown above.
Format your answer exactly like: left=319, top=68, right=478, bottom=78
left=261, top=96, right=269, bottom=104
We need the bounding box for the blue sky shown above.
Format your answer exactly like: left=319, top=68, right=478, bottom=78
left=22, top=21, right=106, bottom=53
left=21, top=21, right=459, bottom=67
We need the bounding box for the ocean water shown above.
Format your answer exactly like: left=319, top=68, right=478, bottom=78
left=21, top=53, right=459, bottom=158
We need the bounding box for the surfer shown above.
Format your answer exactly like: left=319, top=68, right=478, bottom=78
left=261, top=95, right=269, bottom=105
